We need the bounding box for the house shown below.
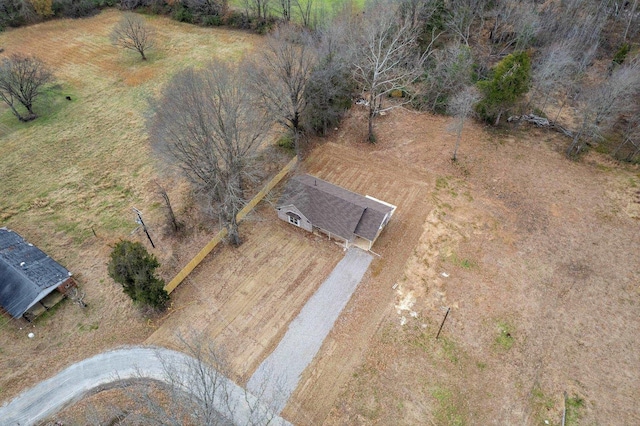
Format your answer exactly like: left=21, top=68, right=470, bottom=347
left=276, top=174, right=396, bottom=251
left=0, top=228, right=75, bottom=320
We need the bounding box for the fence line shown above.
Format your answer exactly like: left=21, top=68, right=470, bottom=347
left=164, top=156, right=298, bottom=294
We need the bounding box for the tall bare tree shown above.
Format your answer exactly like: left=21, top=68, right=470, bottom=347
left=149, top=61, right=272, bottom=245
left=537, top=0, right=606, bottom=71
left=447, top=85, right=480, bottom=161
left=529, top=42, right=579, bottom=116
left=243, top=0, right=271, bottom=20
left=566, top=59, right=640, bottom=157
left=303, top=17, right=354, bottom=134
left=421, top=42, right=474, bottom=113
left=294, top=0, right=313, bottom=27
left=612, top=111, right=640, bottom=161
left=276, top=0, right=291, bottom=20
left=110, top=13, right=155, bottom=61
left=444, top=0, right=487, bottom=46
left=350, top=0, right=438, bottom=142
left=0, top=54, right=52, bottom=122
left=623, top=0, right=638, bottom=41
left=246, top=24, right=316, bottom=157
left=487, top=0, right=539, bottom=55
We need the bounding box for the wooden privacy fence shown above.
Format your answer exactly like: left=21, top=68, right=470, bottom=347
left=164, top=156, right=298, bottom=294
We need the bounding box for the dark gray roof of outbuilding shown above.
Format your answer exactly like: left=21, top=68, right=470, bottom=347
left=0, top=228, right=71, bottom=318
left=277, top=175, right=394, bottom=241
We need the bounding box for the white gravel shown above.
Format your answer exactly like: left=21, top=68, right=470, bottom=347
left=247, top=248, right=373, bottom=412
left=0, top=347, right=289, bottom=426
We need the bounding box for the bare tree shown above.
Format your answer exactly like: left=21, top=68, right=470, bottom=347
left=0, top=54, right=52, bottom=122
left=243, top=0, right=271, bottom=20
left=487, top=0, right=540, bottom=55
left=349, top=0, right=439, bottom=142
left=149, top=61, right=272, bottom=246
left=529, top=42, right=579, bottom=116
left=623, top=0, right=638, bottom=41
left=246, top=24, right=316, bottom=157
left=302, top=18, right=353, bottom=134
left=537, top=0, right=606, bottom=71
left=421, top=42, right=474, bottom=113
left=156, top=181, right=182, bottom=233
left=108, top=331, right=283, bottom=425
left=612, top=112, right=640, bottom=161
left=294, top=0, right=313, bottom=27
left=444, top=0, right=487, bottom=46
left=110, top=13, right=155, bottom=61
left=447, top=86, right=480, bottom=161
left=566, top=59, right=640, bottom=157
left=278, top=0, right=291, bottom=21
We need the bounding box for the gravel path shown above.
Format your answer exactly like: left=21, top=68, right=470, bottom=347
left=0, top=346, right=289, bottom=426
left=247, top=248, right=373, bottom=413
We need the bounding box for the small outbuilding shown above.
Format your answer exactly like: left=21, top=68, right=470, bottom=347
left=276, top=174, right=396, bottom=251
left=0, top=228, right=75, bottom=320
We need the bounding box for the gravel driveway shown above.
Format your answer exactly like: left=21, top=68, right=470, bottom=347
left=0, top=346, right=289, bottom=426
left=247, top=248, right=373, bottom=412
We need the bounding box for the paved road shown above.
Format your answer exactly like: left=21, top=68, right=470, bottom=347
left=0, top=346, right=289, bottom=426
left=247, top=248, right=373, bottom=413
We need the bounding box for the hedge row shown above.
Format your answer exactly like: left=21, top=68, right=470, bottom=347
left=0, top=0, right=278, bottom=33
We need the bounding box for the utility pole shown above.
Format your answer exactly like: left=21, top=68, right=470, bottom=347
left=133, top=207, right=155, bottom=248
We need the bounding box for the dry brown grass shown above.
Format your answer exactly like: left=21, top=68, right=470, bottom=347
left=0, top=10, right=263, bottom=403
left=319, top=107, right=640, bottom=425
left=3, top=10, right=640, bottom=426
left=282, top=136, right=434, bottom=425
left=146, top=211, right=344, bottom=382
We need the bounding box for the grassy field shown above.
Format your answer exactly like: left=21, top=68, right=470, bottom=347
left=2, top=8, right=640, bottom=426
left=0, top=10, right=261, bottom=263
left=0, top=9, right=264, bottom=403
left=229, top=0, right=366, bottom=23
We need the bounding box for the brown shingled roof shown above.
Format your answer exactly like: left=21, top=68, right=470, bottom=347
left=277, top=175, right=394, bottom=241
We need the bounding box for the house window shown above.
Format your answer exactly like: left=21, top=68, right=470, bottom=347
left=288, top=215, right=300, bottom=226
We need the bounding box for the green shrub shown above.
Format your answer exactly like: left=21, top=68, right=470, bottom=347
left=0, top=0, right=29, bottom=28
left=565, top=395, right=585, bottom=425
left=107, top=240, right=169, bottom=310
left=277, top=133, right=295, bottom=151
left=201, top=14, right=222, bottom=26
left=224, top=10, right=251, bottom=28
left=253, top=16, right=276, bottom=34
left=52, top=0, right=101, bottom=18
left=476, top=51, right=531, bottom=124
left=172, top=4, right=193, bottom=22
left=612, top=43, right=630, bottom=66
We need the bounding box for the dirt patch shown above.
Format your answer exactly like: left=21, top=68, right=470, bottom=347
left=146, top=209, right=344, bottom=383
left=281, top=136, right=434, bottom=424
left=321, top=108, right=640, bottom=425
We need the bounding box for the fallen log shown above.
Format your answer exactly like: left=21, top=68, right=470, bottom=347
left=508, top=114, right=574, bottom=138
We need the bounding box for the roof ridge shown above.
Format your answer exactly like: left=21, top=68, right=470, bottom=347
left=298, top=174, right=370, bottom=204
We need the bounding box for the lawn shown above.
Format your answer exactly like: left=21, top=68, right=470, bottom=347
left=0, top=9, right=264, bottom=403
left=229, top=0, right=366, bottom=22
left=0, top=10, right=261, bottom=264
